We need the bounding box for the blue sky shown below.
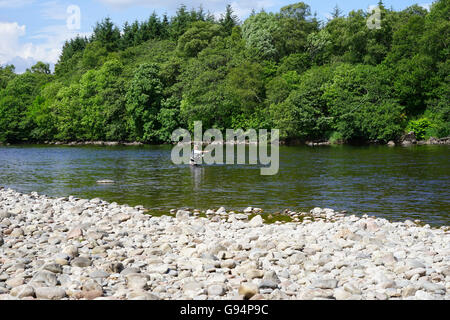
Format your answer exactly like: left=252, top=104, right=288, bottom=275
left=0, top=0, right=432, bottom=73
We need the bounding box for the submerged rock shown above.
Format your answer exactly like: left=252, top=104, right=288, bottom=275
left=96, top=180, right=115, bottom=184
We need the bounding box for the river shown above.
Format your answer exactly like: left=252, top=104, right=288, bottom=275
left=0, top=144, right=448, bottom=225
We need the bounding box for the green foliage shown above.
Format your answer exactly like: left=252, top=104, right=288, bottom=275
left=126, top=63, right=163, bottom=142
left=91, top=18, right=121, bottom=51
left=278, top=53, right=311, bottom=75
left=219, top=5, right=239, bottom=35
left=276, top=2, right=319, bottom=57
left=0, top=65, right=16, bottom=89
left=241, top=11, right=280, bottom=60
left=270, top=65, right=334, bottom=140
left=0, top=1, right=448, bottom=144
left=323, top=64, right=405, bottom=141
left=177, top=21, right=223, bottom=57
left=0, top=66, right=51, bottom=142
left=406, top=118, right=433, bottom=140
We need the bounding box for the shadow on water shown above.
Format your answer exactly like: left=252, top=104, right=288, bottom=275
left=0, top=144, right=449, bottom=226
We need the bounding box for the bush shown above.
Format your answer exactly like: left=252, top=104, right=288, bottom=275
left=406, top=118, right=433, bottom=140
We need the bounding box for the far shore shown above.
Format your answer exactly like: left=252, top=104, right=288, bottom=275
left=0, top=135, right=449, bottom=147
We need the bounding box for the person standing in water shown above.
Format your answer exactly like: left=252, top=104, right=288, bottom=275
left=190, top=143, right=209, bottom=166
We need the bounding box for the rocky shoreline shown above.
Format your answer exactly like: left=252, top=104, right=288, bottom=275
left=1, top=134, right=449, bottom=147
left=0, top=187, right=449, bottom=300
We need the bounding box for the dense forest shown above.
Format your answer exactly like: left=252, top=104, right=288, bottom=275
left=0, top=1, right=448, bottom=144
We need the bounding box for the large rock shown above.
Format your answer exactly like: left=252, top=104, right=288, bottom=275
left=216, top=207, right=227, bottom=215
left=6, top=276, right=24, bottom=288
left=238, top=283, right=259, bottom=300
left=207, top=284, right=225, bottom=296
left=126, top=273, right=149, bottom=290
left=258, top=280, right=278, bottom=290
left=71, top=257, right=92, bottom=268
left=176, top=210, right=190, bottom=221
left=62, top=245, right=79, bottom=258
left=11, top=228, right=24, bottom=237
left=32, top=270, right=58, bottom=286
left=35, top=287, right=67, bottom=300
left=10, top=285, right=35, bottom=298
left=43, top=263, right=63, bottom=274
left=81, top=280, right=103, bottom=300
left=401, top=131, right=417, bottom=146
left=249, top=215, right=264, bottom=227
left=67, top=228, right=83, bottom=239
left=312, top=279, right=338, bottom=289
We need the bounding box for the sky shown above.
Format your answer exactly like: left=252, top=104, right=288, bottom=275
left=0, top=0, right=433, bottom=73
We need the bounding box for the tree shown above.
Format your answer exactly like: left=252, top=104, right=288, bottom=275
left=323, top=64, right=405, bottom=142
left=126, top=63, right=164, bottom=142
left=25, top=81, right=62, bottom=141
left=52, top=83, right=83, bottom=141
left=270, top=65, right=334, bottom=140
left=30, top=61, right=51, bottom=74
left=225, top=61, right=265, bottom=114
left=307, top=29, right=332, bottom=65
left=177, top=21, right=224, bottom=57
left=91, top=17, right=121, bottom=51
left=82, top=41, right=108, bottom=69
left=1, top=4, right=448, bottom=144
left=242, top=11, right=280, bottom=60
left=0, top=65, right=16, bottom=89
left=55, top=36, right=88, bottom=76
left=0, top=70, right=51, bottom=142
left=220, top=5, right=238, bottom=35
left=170, top=5, right=193, bottom=40
left=330, top=5, right=343, bottom=19
left=276, top=2, right=319, bottom=57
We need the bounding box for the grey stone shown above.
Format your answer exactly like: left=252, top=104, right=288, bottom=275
left=32, top=270, right=58, bottom=286
left=35, top=287, right=66, bottom=300
left=249, top=215, right=263, bottom=227
left=126, top=273, right=149, bottom=290
left=120, top=267, right=140, bottom=276
left=10, top=285, right=35, bottom=298
left=89, top=270, right=109, bottom=279
left=6, top=276, right=24, bottom=288
left=43, top=263, right=63, bottom=274
left=207, top=284, right=225, bottom=296
left=71, top=257, right=92, bottom=268
left=312, top=279, right=338, bottom=289
left=258, top=280, right=278, bottom=290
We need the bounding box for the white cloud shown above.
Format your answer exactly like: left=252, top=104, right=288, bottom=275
left=0, top=22, right=26, bottom=66
left=0, top=0, right=89, bottom=72
left=0, top=21, right=90, bottom=73
left=419, top=3, right=431, bottom=11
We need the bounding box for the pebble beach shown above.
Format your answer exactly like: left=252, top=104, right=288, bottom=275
left=0, top=187, right=449, bottom=300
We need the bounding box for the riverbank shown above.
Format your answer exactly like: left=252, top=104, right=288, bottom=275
left=1, top=134, right=449, bottom=147
left=0, top=188, right=449, bottom=300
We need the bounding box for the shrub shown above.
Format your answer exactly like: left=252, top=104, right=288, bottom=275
left=406, top=118, right=433, bottom=140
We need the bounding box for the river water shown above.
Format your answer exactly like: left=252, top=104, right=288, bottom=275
left=0, top=144, right=448, bottom=225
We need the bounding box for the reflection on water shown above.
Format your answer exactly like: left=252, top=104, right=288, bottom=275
left=190, top=165, right=204, bottom=191
left=0, top=144, right=449, bottom=226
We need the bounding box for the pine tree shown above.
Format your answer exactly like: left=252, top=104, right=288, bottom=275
left=331, top=4, right=343, bottom=19
left=220, top=4, right=238, bottom=35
